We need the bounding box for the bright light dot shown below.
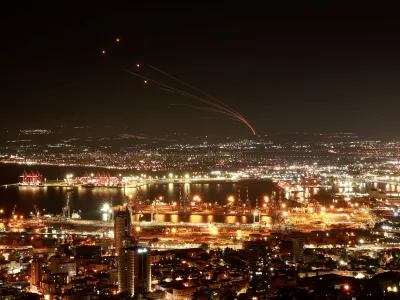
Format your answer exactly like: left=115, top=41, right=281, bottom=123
left=102, top=203, right=110, bottom=212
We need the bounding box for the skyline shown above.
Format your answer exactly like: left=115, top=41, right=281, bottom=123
left=2, top=3, right=400, bottom=135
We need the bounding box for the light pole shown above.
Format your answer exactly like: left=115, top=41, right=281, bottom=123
left=101, top=203, right=112, bottom=222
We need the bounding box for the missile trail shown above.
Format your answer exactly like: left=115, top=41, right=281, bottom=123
left=163, top=88, right=257, bottom=134
left=161, top=88, right=241, bottom=119
left=101, top=37, right=256, bottom=134
left=124, top=69, right=256, bottom=135
left=148, top=64, right=245, bottom=118
left=125, top=70, right=242, bottom=118
left=166, top=90, right=256, bottom=135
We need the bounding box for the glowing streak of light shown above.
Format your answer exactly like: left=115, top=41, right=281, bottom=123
left=163, top=88, right=256, bottom=135
left=124, top=69, right=256, bottom=135
left=125, top=70, right=234, bottom=116
left=149, top=64, right=253, bottom=129
left=148, top=64, right=244, bottom=117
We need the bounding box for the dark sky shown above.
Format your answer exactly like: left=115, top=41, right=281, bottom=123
left=2, top=3, right=400, bottom=136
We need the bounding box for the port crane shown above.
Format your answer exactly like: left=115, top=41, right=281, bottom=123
left=33, top=204, right=40, bottom=218
left=177, top=185, right=191, bottom=214
left=11, top=204, right=17, bottom=217
left=150, top=198, right=159, bottom=222
left=62, top=193, right=71, bottom=220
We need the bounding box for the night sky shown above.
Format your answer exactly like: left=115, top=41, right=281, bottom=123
left=2, top=3, right=400, bottom=135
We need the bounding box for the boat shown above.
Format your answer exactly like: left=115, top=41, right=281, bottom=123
left=108, top=184, right=123, bottom=189
left=71, top=212, right=81, bottom=219
left=82, top=183, right=95, bottom=188
left=19, top=183, right=45, bottom=187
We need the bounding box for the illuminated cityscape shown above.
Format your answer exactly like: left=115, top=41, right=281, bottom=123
left=2, top=2, right=400, bottom=300
left=1, top=130, right=400, bottom=299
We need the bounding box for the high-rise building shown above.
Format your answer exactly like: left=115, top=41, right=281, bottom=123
left=283, top=234, right=304, bottom=263
left=245, top=234, right=268, bottom=297
left=50, top=255, right=62, bottom=274
left=114, top=205, right=132, bottom=255
left=40, top=271, right=72, bottom=295
left=30, top=258, right=41, bottom=292
left=72, top=245, right=101, bottom=259
left=118, top=246, right=151, bottom=295
left=59, top=262, right=77, bottom=277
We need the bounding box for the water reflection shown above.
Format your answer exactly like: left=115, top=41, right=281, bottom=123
left=4, top=179, right=384, bottom=222
left=136, top=213, right=272, bottom=225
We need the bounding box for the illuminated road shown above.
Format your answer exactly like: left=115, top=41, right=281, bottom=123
left=3, top=177, right=250, bottom=189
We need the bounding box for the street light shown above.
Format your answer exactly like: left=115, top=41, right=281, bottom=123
left=102, top=203, right=110, bottom=212
left=101, top=203, right=112, bottom=221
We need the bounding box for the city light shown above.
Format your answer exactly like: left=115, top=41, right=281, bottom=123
left=5, top=8, right=400, bottom=299
left=193, top=195, right=201, bottom=202
left=101, top=203, right=110, bottom=212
